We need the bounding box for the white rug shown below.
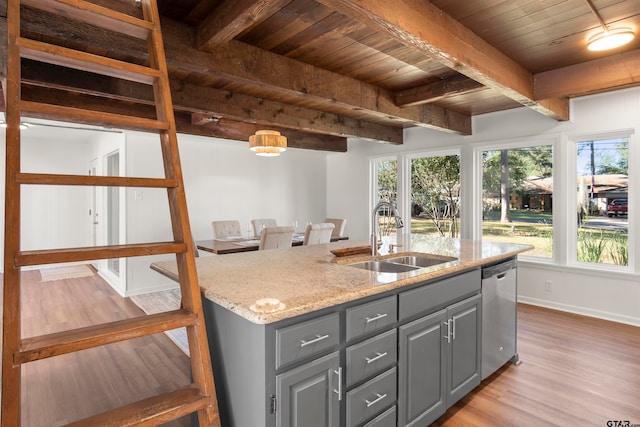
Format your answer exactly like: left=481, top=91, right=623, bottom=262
left=130, top=289, right=190, bottom=356
left=39, top=264, right=95, bottom=282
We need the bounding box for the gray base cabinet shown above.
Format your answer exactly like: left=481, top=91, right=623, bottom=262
left=397, top=294, right=481, bottom=427
left=398, top=310, right=447, bottom=427
left=201, top=267, right=492, bottom=427
left=276, top=351, right=341, bottom=427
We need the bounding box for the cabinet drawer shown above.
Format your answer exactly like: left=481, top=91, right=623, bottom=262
left=276, top=313, right=340, bottom=369
left=346, top=329, right=397, bottom=387
left=399, top=269, right=480, bottom=321
left=362, top=405, right=396, bottom=427
left=346, top=295, right=397, bottom=342
left=346, top=367, right=397, bottom=427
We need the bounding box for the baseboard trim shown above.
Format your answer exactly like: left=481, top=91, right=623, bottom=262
left=518, top=296, right=640, bottom=327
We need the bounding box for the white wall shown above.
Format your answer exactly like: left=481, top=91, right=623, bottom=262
left=1, top=124, right=329, bottom=296
left=124, top=132, right=329, bottom=295
left=0, top=123, right=117, bottom=268
left=327, top=87, right=640, bottom=326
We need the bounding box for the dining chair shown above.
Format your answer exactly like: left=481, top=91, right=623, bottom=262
left=259, top=226, right=295, bottom=250
left=252, top=218, right=277, bottom=236
left=303, top=223, right=335, bottom=245
left=211, top=220, right=242, bottom=239
left=323, top=218, right=346, bottom=239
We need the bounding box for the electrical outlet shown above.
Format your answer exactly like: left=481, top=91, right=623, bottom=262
left=545, top=280, right=552, bottom=292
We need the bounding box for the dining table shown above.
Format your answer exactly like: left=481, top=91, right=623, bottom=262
left=196, top=234, right=349, bottom=255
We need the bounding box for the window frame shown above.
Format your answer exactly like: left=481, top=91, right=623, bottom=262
left=473, top=137, right=560, bottom=263
left=401, top=148, right=462, bottom=238
left=568, top=130, right=635, bottom=272
left=370, top=154, right=399, bottom=236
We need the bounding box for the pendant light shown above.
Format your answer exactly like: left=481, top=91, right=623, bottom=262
left=248, top=130, right=287, bottom=157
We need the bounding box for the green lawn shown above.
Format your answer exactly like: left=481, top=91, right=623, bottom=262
left=410, top=210, right=627, bottom=264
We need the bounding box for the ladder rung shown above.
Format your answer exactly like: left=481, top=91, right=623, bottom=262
left=64, top=385, right=210, bottom=427
left=16, top=242, right=186, bottom=267
left=20, top=100, right=170, bottom=132
left=16, top=173, right=178, bottom=188
left=21, top=0, right=154, bottom=40
left=16, top=309, right=196, bottom=364
left=18, top=38, right=161, bottom=85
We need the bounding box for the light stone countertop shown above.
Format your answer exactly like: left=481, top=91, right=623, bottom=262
left=151, top=234, right=532, bottom=324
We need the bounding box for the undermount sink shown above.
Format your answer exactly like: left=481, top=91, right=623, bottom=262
left=347, top=253, right=457, bottom=273
left=348, top=260, right=419, bottom=273
left=386, top=254, right=457, bottom=268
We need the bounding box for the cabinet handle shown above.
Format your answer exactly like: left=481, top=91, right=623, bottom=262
left=365, top=313, right=388, bottom=323
left=333, top=367, right=342, bottom=401
left=364, top=393, right=387, bottom=408
left=443, top=319, right=451, bottom=343
left=451, top=317, right=456, bottom=340
left=300, top=334, right=329, bottom=348
left=365, top=351, right=388, bottom=364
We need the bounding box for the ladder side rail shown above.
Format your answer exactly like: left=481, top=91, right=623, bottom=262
left=2, top=0, right=23, bottom=425
left=141, top=1, right=220, bottom=425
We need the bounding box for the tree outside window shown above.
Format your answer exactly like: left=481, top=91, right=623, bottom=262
left=374, top=159, right=399, bottom=239
left=410, top=155, right=460, bottom=238
left=482, top=146, right=553, bottom=258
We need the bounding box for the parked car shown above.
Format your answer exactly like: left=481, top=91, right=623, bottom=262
left=607, top=199, right=627, bottom=217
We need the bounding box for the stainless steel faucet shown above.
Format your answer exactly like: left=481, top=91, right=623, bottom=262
left=371, top=201, right=404, bottom=256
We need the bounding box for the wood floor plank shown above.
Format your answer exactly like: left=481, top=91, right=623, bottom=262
left=1, top=270, right=191, bottom=427
left=2, top=271, right=639, bottom=426
left=435, top=303, right=640, bottom=426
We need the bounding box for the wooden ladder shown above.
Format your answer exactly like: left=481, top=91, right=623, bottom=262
left=1, top=0, right=220, bottom=425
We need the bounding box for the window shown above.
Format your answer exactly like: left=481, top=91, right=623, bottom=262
left=409, top=153, right=460, bottom=237
left=372, top=157, right=399, bottom=241
left=482, top=145, right=554, bottom=258
left=575, top=137, right=628, bottom=266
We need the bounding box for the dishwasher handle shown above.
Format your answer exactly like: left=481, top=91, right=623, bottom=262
left=482, top=258, right=516, bottom=279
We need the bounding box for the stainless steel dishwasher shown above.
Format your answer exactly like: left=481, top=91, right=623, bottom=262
left=481, top=258, right=518, bottom=380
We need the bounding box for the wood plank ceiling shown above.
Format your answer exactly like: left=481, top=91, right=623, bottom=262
left=2, top=0, right=640, bottom=152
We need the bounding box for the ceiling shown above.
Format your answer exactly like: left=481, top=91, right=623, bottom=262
left=2, top=0, right=640, bottom=152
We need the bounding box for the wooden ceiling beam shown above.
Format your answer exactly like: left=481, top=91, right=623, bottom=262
left=17, top=85, right=347, bottom=152
left=3, top=12, right=471, bottom=135
left=19, top=60, right=403, bottom=143
left=173, top=81, right=404, bottom=143
left=165, top=21, right=471, bottom=134
left=534, top=49, right=640, bottom=100
left=175, top=114, right=348, bottom=152
left=395, top=74, right=485, bottom=107
left=315, top=0, right=569, bottom=121
left=196, top=0, right=292, bottom=51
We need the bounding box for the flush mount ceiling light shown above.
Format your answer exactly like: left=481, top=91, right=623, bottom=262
left=584, top=0, right=635, bottom=51
left=587, top=27, right=635, bottom=51
left=248, top=130, right=287, bottom=157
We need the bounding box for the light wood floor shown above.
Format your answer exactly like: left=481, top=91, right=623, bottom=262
left=2, top=270, right=639, bottom=426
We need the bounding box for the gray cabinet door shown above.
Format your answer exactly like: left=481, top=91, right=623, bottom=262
left=447, top=293, right=482, bottom=406
left=276, top=351, right=341, bottom=427
left=397, top=309, right=447, bottom=427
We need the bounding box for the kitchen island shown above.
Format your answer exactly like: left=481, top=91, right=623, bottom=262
left=151, top=235, right=532, bottom=427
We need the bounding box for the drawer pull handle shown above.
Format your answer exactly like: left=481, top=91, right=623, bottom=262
left=365, top=313, right=388, bottom=323
left=365, top=351, right=388, bottom=364
left=364, top=393, right=387, bottom=408
left=300, top=334, right=330, bottom=348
